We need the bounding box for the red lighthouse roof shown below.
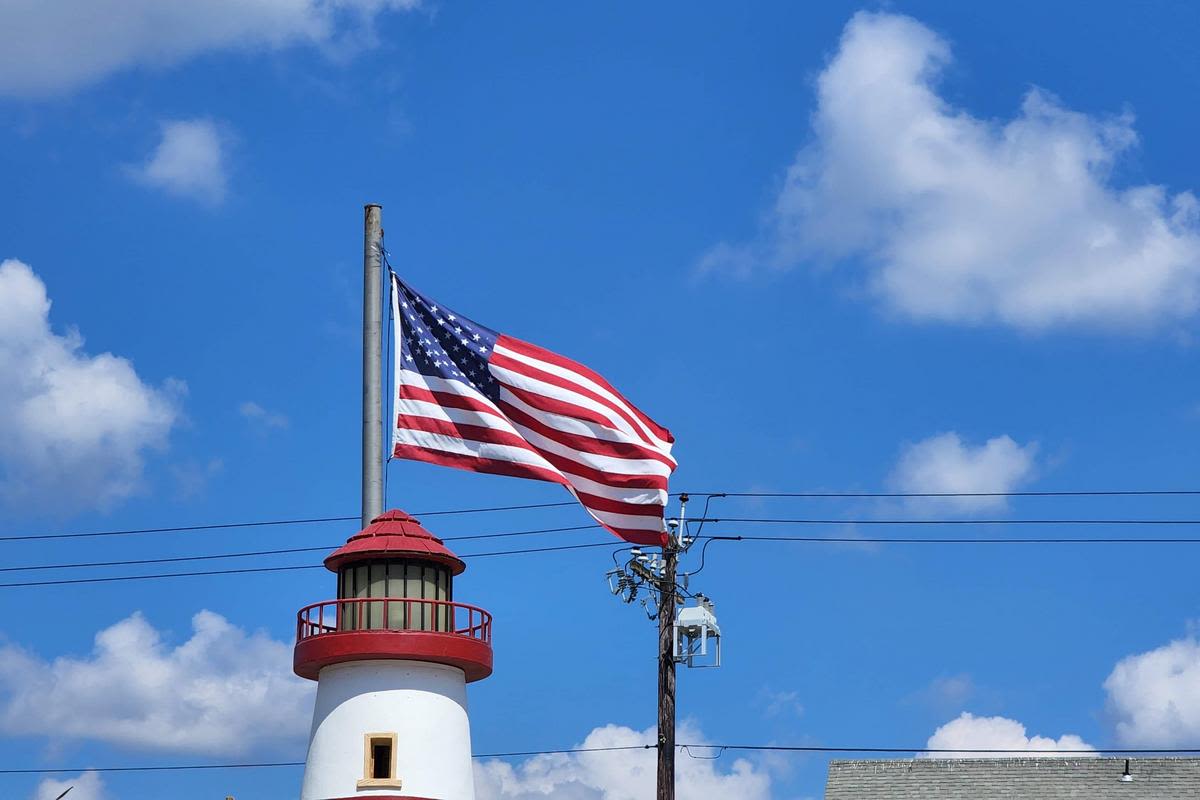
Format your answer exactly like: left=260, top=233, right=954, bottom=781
left=324, top=509, right=466, bottom=575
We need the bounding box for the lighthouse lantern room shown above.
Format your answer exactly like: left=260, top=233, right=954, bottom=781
left=295, top=509, right=493, bottom=800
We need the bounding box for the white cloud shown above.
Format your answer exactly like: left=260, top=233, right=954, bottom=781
left=0, top=611, right=313, bottom=756
left=240, top=400, right=290, bottom=430
left=888, top=432, right=1037, bottom=512
left=30, top=772, right=106, bottom=800
left=925, top=712, right=1095, bottom=758
left=474, top=722, right=772, bottom=800
left=0, top=259, right=181, bottom=513
left=130, top=119, right=229, bottom=205
left=760, top=689, right=805, bottom=718
left=702, top=12, right=1200, bottom=331
left=907, top=674, right=975, bottom=712
left=1105, top=633, right=1200, bottom=747
left=0, top=0, right=421, bottom=96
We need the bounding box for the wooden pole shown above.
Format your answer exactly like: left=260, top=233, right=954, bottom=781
left=656, top=534, right=678, bottom=800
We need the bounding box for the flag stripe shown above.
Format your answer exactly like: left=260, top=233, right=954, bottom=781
left=498, top=398, right=676, bottom=468
left=499, top=336, right=674, bottom=445
left=490, top=361, right=643, bottom=445
left=492, top=345, right=667, bottom=452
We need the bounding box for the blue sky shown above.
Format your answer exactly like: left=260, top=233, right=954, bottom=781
left=3, top=2, right=1200, bottom=798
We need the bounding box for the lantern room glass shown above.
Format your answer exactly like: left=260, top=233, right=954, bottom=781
left=337, top=559, right=452, bottom=632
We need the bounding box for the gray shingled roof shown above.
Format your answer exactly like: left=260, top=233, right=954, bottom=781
left=824, top=757, right=1200, bottom=799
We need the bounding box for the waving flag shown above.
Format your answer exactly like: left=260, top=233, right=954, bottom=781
left=390, top=273, right=676, bottom=546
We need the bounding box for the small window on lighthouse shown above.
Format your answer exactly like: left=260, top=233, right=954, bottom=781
left=358, top=732, right=401, bottom=788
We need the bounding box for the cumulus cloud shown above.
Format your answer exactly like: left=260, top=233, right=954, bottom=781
left=1105, top=633, right=1200, bottom=747
left=474, top=722, right=772, bottom=800
left=240, top=400, right=290, bottom=430
left=0, top=0, right=421, bottom=96
left=30, top=771, right=106, bottom=800
left=0, top=611, right=313, bottom=756
left=925, top=712, right=1094, bottom=758
left=702, top=12, right=1200, bottom=331
left=129, top=119, right=229, bottom=205
left=888, top=432, right=1037, bottom=512
left=0, top=259, right=181, bottom=513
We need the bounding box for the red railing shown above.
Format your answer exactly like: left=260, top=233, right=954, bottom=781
left=296, top=597, right=492, bottom=645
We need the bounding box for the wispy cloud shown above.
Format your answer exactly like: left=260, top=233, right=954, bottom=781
left=0, top=0, right=422, bottom=97
left=701, top=11, right=1200, bottom=332
left=129, top=119, right=229, bottom=206
left=239, top=400, right=289, bottom=431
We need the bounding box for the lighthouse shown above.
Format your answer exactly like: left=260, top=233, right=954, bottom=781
left=294, top=509, right=493, bottom=800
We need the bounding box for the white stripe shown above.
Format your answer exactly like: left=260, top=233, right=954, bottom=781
left=397, top=368, right=504, bottom=414
left=508, top=418, right=674, bottom=479
left=392, top=426, right=563, bottom=478
left=490, top=362, right=646, bottom=449
left=580, top=503, right=668, bottom=533
left=495, top=342, right=673, bottom=454
left=499, top=388, right=678, bottom=467
left=551, top=470, right=668, bottom=507
left=397, top=397, right=514, bottom=436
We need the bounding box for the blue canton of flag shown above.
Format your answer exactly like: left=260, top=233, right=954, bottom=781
left=395, top=280, right=501, bottom=402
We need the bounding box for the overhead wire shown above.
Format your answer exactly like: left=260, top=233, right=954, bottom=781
left=6, top=743, right=1200, bottom=774
left=689, top=490, right=1200, bottom=498
left=689, top=516, right=1200, bottom=526
left=0, top=540, right=620, bottom=588
left=0, top=503, right=581, bottom=544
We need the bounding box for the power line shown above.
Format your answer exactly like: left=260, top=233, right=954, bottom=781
left=692, top=490, right=1200, bottom=498
left=702, top=534, right=1200, bottom=545
left=701, top=744, right=1200, bottom=755
left=14, top=487, right=1200, bottom=544
left=0, top=546, right=334, bottom=574
left=7, top=743, right=1199, bottom=774
left=691, top=517, right=1200, bottom=525
left=0, top=525, right=602, bottom=574
left=8, top=526, right=1200, bottom=584
left=0, top=541, right=620, bottom=588
left=0, top=503, right=580, bottom=544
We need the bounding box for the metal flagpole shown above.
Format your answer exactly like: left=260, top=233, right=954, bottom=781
left=362, top=204, right=384, bottom=528
left=656, top=494, right=686, bottom=800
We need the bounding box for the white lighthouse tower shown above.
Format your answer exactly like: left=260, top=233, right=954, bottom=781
left=294, top=509, right=493, bottom=800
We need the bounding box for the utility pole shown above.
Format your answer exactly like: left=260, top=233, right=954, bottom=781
left=362, top=203, right=384, bottom=527
left=656, top=535, right=678, bottom=800
left=656, top=494, right=685, bottom=800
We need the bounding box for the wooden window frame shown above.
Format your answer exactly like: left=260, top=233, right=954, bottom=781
left=357, top=731, right=401, bottom=789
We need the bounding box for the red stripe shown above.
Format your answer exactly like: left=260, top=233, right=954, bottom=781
left=499, top=335, right=674, bottom=443
left=603, top=526, right=668, bottom=547
left=492, top=350, right=658, bottom=450
left=397, top=383, right=501, bottom=418
left=392, top=442, right=565, bottom=487
left=499, top=399, right=676, bottom=469
left=573, top=490, right=666, bottom=518
left=390, top=444, right=665, bottom=546
left=396, top=414, right=542, bottom=458
left=538, top=447, right=668, bottom=491
left=500, top=382, right=630, bottom=440
left=396, top=415, right=663, bottom=491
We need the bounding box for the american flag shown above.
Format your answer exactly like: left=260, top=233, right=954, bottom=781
left=390, top=273, right=676, bottom=546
